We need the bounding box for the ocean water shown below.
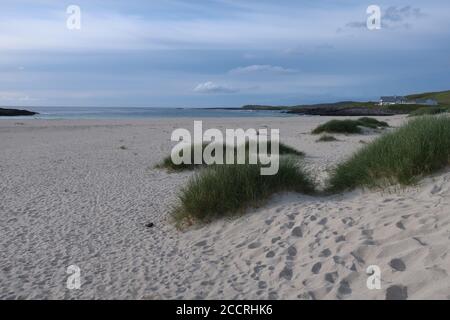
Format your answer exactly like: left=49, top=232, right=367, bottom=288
left=1, top=107, right=294, bottom=119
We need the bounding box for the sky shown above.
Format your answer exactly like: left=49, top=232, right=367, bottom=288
left=1, top=0, right=449, bottom=108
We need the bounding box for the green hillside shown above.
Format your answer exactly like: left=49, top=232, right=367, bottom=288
left=406, top=90, right=450, bottom=106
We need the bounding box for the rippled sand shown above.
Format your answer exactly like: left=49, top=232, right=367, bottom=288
left=1, top=115, right=449, bottom=299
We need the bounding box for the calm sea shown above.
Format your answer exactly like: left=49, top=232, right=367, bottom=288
left=2, top=107, right=294, bottom=120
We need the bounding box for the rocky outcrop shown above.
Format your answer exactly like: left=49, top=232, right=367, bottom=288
left=0, top=108, right=38, bottom=116
left=286, top=107, right=401, bottom=116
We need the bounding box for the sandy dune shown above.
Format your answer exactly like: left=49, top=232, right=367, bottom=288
left=0, top=116, right=449, bottom=299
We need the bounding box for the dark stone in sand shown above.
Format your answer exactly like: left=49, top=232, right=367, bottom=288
left=145, top=222, right=154, bottom=228
left=386, top=285, right=408, bottom=300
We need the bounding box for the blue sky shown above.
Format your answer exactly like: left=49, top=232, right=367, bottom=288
left=1, top=0, right=449, bottom=107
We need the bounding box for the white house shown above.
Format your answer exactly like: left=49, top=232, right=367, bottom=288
left=379, top=96, right=407, bottom=106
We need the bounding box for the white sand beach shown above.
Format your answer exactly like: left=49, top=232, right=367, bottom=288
left=1, top=115, right=449, bottom=300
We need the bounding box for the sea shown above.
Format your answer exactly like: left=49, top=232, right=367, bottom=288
left=1, top=107, right=295, bottom=120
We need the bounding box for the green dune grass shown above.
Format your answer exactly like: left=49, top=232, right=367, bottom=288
left=156, top=141, right=304, bottom=171
left=312, top=117, right=389, bottom=134
left=327, top=116, right=450, bottom=192
left=408, top=107, right=448, bottom=117
left=172, top=157, right=314, bottom=224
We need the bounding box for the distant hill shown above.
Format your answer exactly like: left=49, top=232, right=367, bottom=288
left=406, top=90, right=450, bottom=106
left=240, top=89, right=450, bottom=116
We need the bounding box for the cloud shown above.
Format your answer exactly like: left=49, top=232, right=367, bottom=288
left=384, top=6, right=425, bottom=22
left=229, top=64, right=296, bottom=74
left=194, top=81, right=238, bottom=94
left=342, top=6, right=426, bottom=31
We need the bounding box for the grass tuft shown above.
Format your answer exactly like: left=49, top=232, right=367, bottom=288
left=156, top=141, right=304, bottom=171
left=327, top=116, right=450, bottom=192
left=312, top=117, right=389, bottom=134
left=357, top=117, right=389, bottom=128
left=172, top=157, right=314, bottom=224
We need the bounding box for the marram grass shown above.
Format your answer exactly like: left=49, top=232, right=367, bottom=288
left=156, top=141, right=304, bottom=172
left=408, top=107, right=448, bottom=117
left=327, top=116, right=450, bottom=192
left=312, top=117, right=389, bottom=134
left=172, top=157, right=314, bottom=225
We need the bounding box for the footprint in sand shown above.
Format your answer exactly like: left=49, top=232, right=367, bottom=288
left=430, top=184, right=441, bottom=194
left=291, top=226, right=303, bottom=237
left=195, top=240, right=207, bottom=247
left=258, top=281, right=268, bottom=289
left=279, top=266, right=293, bottom=281
left=342, top=217, right=355, bottom=227
left=333, top=255, right=345, bottom=265
left=271, top=236, right=281, bottom=244
left=319, top=248, right=332, bottom=258
left=325, top=271, right=338, bottom=284
left=396, top=221, right=405, bottom=230
left=337, top=280, right=352, bottom=296
left=286, top=214, right=296, bottom=221
left=385, top=285, right=408, bottom=300
left=389, top=258, right=406, bottom=271
left=311, top=262, right=322, bottom=274
left=285, top=222, right=295, bottom=229
left=287, top=246, right=297, bottom=257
